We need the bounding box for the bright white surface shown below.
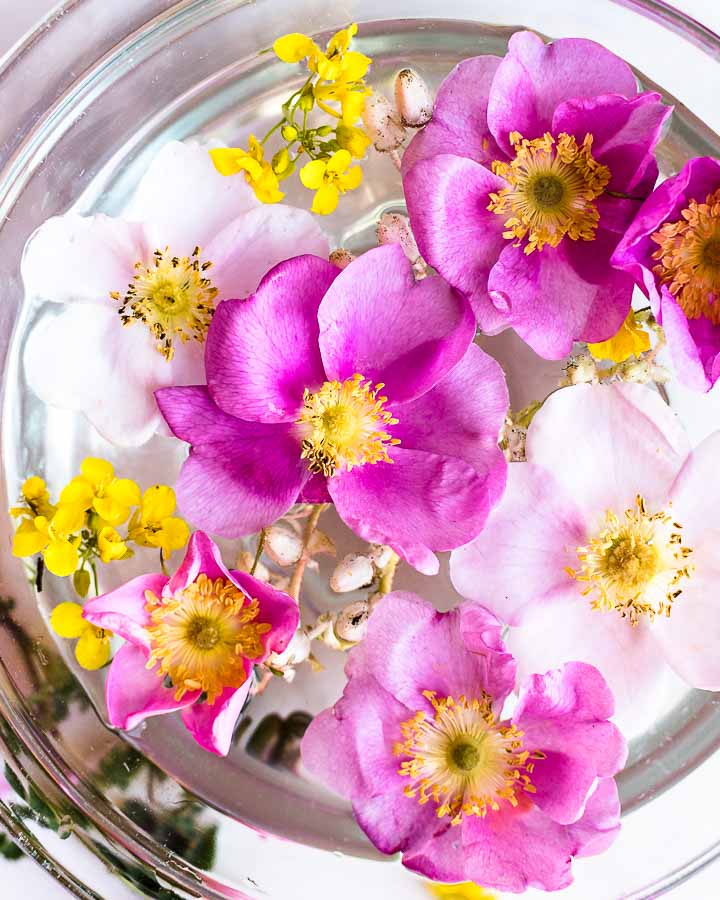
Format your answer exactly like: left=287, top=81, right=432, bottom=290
left=0, top=0, right=719, bottom=897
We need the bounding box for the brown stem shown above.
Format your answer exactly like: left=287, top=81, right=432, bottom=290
left=388, top=148, right=403, bottom=172
left=288, top=504, right=327, bottom=601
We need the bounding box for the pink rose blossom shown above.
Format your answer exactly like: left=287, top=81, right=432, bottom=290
left=157, top=244, right=509, bottom=575
left=301, top=592, right=626, bottom=893
left=83, top=531, right=298, bottom=756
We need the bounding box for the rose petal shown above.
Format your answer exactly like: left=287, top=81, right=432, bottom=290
left=658, top=287, right=720, bottom=392
left=83, top=573, right=168, bottom=648
left=228, top=569, right=300, bottom=659
left=181, top=678, right=252, bottom=757
left=569, top=777, right=622, bottom=859
left=168, top=530, right=233, bottom=593
left=318, top=244, right=475, bottom=404
left=205, top=255, right=337, bottom=422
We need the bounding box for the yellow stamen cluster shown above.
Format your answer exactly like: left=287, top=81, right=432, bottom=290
left=651, top=188, right=720, bottom=325
left=395, top=691, right=543, bottom=826
left=145, top=574, right=271, bottom=704
left=297, top=373, right=399, bottom=477
left=488, top=131, right=611, bottom=254
left=111, top=246, right=218, bottom=361
left=568, top=494, right=694, bottom=625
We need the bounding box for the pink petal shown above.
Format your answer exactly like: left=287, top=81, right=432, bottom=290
left=83, top=573, right=168, bottom=649
left=181, top=678, right=252, bottom=757
left=21, top=213, right=147, bottom=304
left=329, top=447, right=494, bottom=575
left=403, top=156, right=509, bottom=331
left=125, top=141, right=258, bottom=252
left=392, top=343, right=508, bottom=502
left=207, top=205, right=329, bottom=301
left=105, top=643, right=199, bottom=731
left=349, top=592, right=516, bottom=713
left=658, top=287, right=720, bottom=392
left=487, top=31, right=638, bottom=153
left=569, top=777, right=622, bottom=859
left=486, top=242, right=632, bottom=359
left=401, top=55, right=503, bottom=174
left=526, top=382, right=690, bottom=516
left=25, top=304, right=171, bottom=447
left=168, top=530, right=233, bottom=593
left=228, top=569, right=300, bottom=660
left=205, top=256, right=337, bottom=422
left=318, top=244, right=475, bottom=404
left=450, top=462, right=586, bottom=624
left=156, top=386, right=309, bottom=537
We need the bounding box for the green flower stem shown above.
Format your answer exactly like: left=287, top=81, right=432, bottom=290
left=250, top=529, right=266, bottom=576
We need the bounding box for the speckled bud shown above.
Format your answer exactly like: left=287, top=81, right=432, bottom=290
left=368, top=543, right=394, bottom=570
left=329, top=248, right=355, bottom=269
left=334, top=600, right=370, bottom=643
left=362, top=93, right=406, bottom=152
left=330, top=553, right=375, bottom=593
left=264, top=525, right=304, bottom=567
left=377, top=212, right=421, bottom=265
left=394, top=68, right=433, bottom=128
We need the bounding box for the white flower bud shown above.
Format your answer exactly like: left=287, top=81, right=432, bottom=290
left=377, top=212, right=421, bottom=265
left=562, top=354, right=598, bottom=386
left=368, top=543, right=394, bottom=570
left=269, top=629, right=311, bottom=669
left=334, top=600, right=370, bottom=643
left=619, top=358, right=652, bottom=384
left=264, top=525, right=303, bottom=567
left=650, top=364, right=671, bottom=384
left=394, top=68, right=433, bottom=128
left=330, top=553, right=375, bottom=593
left=362, top=94, right=406, bottom=152
left=505, top=426, right=527, bottom=463
left=329, top=248, right=355, bottom=269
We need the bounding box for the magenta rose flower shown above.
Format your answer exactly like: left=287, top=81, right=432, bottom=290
left=301, top=592, right=626, bottom=893
left=451, top=382, right=720, bottom=731
left=402, top=30, right=671, bottom=359
left=612, top=156, right=720, bottom=391
left=82, top=531, right=298, bottom=756
left=156, top=244, right=509, bottom=575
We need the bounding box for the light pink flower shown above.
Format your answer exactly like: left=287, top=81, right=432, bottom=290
left=451, top=382, right=720, bottom=726
left=83, top=531, right=298, bottom=756
left=22, top=141, right=328, bottom=446
left=302, top=592, right=626, bottom=893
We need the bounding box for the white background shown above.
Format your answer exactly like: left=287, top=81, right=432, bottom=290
left=1, top=0, right=719, bottom=897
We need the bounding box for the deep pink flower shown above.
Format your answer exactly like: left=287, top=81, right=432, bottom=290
left=83, top=531, right=298, bottom=756
left=451, top=382, right=720, bottom=731
left=402, top=31, right=671, bottom=359
left=612, top=156, right=720, bottom=392
left=301, top=592, right=626, bottom=893
left=156, top=244, right=509, bottom=575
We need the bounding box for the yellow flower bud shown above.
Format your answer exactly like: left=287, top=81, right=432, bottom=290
left=281, top=124, right=298, bottom=141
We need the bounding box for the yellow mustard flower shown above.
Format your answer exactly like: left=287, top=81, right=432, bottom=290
left=300, top=150, right=362, bottom=215
left=12, top=504, right=84, bottom=577
left=9, top=476, right=56, bottom=520
left=426, top=883, right=497, bottom=900
left=97, top=526, right=130, bottom=564
left=209, top=138, right=284, bottom=204
left=274, top=23, right=371, bottom=83
left=60, top=457, right=141, bottom=527
left=50, top=602, right=111, bottom=670
left=335, top=122, right=371, bottom=159
left=587, top=310, right=652, bottom=363
left=273, top=32, right=319, bottom=64
left=127, top=485, right=190, bottom=559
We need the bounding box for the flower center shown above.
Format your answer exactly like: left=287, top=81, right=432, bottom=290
left=651, top=189, right=720, bottom=325
left=395, top=691, right=543, bottom=825
left=568, top=494, right=694, bottom=625
left=297, top=373, right=400, bottom=477
left=488, top=131, right=611, bottom=254
left=110, top=246, right=218, bottom=361
left=144, top=574, right=271, bottom=703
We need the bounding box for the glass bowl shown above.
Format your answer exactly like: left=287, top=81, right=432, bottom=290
left=0, top=1, right=719, bottom=897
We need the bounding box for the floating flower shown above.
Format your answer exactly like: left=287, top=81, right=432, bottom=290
left=82, top=532, right=299, bottom=755
left=587, top=309, right=651, bottom=363
left=127, top=485, right=190, bottom=560
left=50, top=602, right=112, bottom=670
left=60, top=457, right=141, bottom=527
left=300, top=149, right=362, bottom=215
left=450, top=382, right=720, bottom=726
left=301, top=593, right=626, bottom=892
left=209, top=136, right=284, bottom=203
left=157, top=245, right=509, bottom=575
left=402, top=31, right=671, bottom=359
left=12, top=505, right=83, bottom=577
left=612, top=157, right=720, bottom=391
left=22, top=140, right=328, bottom=446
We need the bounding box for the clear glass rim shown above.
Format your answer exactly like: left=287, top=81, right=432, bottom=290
left=0, top=2, right=719, bottom=897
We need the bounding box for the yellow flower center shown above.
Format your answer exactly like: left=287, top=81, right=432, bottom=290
left=568, top=494, right=694, bottom=625
left=297, top=373, right=400, bottom=477
left=395, top=691, right=543, bottom=826
left=144, top=574, right=271, bottom=703
left=651, top=189, right=720, bottom=325
left=488, top=132, right=611, bottom=254
left=111, top=246, right=218, bottom=361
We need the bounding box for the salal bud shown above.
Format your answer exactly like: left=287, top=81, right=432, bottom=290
left=377, top=212, right=420, bottom=265
left=264, top=525, right=303, bottom=567
left=505, top=426, right=527, bottom=463
left=330, top=553, right=374, bottom=593
left=368, top=544, right=394, bottom=570
left=334, top=600, right=370, bottom=643
left=619, top=358, right=652, bottom=384
left=563, top=354, right=598, bottom=386
left=362, top=94, right=406, bottom=152
left=269, top=629, right=311, bottom=669
left=329, top=248, right=355, bottom=269
left=394, top=68, right=433, bottom=128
